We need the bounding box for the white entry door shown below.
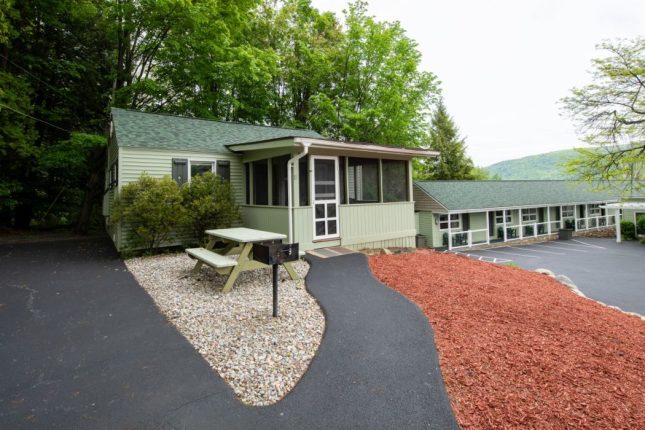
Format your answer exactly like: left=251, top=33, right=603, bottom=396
left=312, top=156, right=340, bottom=240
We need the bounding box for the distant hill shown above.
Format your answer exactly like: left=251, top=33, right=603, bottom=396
left=486, top=149, right=578, bottom=180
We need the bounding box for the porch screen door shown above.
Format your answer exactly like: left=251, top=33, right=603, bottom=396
left=312, top=156, right=339, bottom=240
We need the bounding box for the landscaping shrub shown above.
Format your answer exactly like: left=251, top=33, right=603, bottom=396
left=637, top=214, right=645, bottom=234
left=181, top=172, right=240, bottom=245
left=640, top=236, right=645, bottom=245
left=620, top=220, right=636, bottom=240
left=112, top=174, right=186, bottom=252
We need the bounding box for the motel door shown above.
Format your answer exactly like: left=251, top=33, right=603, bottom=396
left=312, top=156, right=340, bottom=240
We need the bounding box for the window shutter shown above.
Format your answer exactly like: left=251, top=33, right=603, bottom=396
left=172, top=158, right=188, bottom=185
left=217, top=160, right=231, bottom=181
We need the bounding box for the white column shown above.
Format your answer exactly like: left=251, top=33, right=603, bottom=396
left=615, top=208, right=621, bottom=243
left=560, top=205, right=564, bottom=229
left=447, top=213, right=452, bottom=250
left=574, top=205, right=578, bottom=231
left=486, top=211, right=490, bottom=245
left=503, top=209, right=508, bottom=242
left=519, top=208, right=524, bottom=239
left=547, top=206, right=551, bottom=235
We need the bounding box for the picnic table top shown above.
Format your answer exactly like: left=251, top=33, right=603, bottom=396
left=205, top=227, right=287, bottom=243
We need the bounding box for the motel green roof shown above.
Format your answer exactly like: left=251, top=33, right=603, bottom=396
left=111, top=108, right=322, bottom=153
left=414, top=180, right=620, bottom=211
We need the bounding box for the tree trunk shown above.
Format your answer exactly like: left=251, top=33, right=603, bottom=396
left=74, top=146, right=106, bottom=234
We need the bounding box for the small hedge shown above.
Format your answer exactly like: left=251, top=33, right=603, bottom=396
left=620, top=220, right=636, bottom=241
left=637, top=215, right=645, bottom=235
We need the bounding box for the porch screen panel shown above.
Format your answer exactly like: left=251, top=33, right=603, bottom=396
left=314, top=159, right=336, bottom=200
left=299, top=156, right=309, bottom=206
left=382, top=159, right=407, bottom=202
left=272, top=155, right=289, bottom=206
left=348, top=157, right=379, bottom=204
left=252, top=160, right=268, bottom=205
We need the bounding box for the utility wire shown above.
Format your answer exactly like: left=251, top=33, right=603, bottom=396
left=0, top=53, right=74, bottom=102
left=0, top=102, right=72, bottom=133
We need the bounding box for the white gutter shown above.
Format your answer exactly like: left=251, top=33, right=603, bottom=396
left=293, top=137, right=438, bottom=157
left=287, top=142, right=311, bottom=244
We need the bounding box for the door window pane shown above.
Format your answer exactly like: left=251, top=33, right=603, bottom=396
left=348, top=158, right=379, bottom=204
left=315, top=204, right=325, bottom=219
left=382, top=160, right=408, bottom=202
left=315, top=221, right=325, bottom=236
left=328, top=220, right=337, bottom=235
left=327, top=203, right=336, bottom=218
left=314, top=159, right=336, bottom=200
left=252, top=160, right=268, bottom=205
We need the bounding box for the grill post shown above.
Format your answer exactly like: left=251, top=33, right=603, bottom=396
left=272, top=263, right=279, bottom=317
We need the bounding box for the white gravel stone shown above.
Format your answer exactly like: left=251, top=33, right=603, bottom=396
left=125, top=253, right=325, bottom=406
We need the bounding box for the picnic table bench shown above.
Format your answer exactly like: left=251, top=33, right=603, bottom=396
left=186, top=227, right=301, bottom=293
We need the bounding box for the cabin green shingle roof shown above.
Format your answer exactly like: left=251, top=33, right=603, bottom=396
left=414, top=180, right=619, bottom=211
left=111, top=108, right=323, bottom=153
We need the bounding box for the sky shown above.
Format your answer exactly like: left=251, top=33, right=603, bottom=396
left=310, top=0, right=644, bottom=166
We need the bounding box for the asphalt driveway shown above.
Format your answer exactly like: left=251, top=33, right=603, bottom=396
left=459, top=238, right=645, bottom=315
left=0, top=237, right=457, bottom=429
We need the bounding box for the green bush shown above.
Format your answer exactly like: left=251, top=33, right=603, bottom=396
left=181, top=172, right=240, bottom=245
left=640, top=236, right=645, bottom=245
left=112, top=175, right=186, bottom=252
left=620, top=220, right=636, bottom=240
left=637, top=215, right=645, bottom=235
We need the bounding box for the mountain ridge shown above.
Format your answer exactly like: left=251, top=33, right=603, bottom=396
left=485, top=149, right=577, bottom=180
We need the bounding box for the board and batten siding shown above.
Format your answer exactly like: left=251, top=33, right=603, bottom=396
left=338, top=202, right=416, bottom=247
left=112, top=147, right=244, bottom=250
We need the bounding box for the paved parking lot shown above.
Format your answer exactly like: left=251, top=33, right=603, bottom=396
left=453, top=238, right=645, bottom=315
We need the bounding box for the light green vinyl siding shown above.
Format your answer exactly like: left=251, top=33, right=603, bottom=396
left=338, top=202, right=416, bottom=247
left=241, top=206, right=289, bottom=235
left=113, top=147, right=244, bottom=250
left=417, top=212, right=434, bottom=247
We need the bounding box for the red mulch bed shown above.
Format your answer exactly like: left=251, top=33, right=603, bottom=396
left=369, top=250, right=645, bottom=429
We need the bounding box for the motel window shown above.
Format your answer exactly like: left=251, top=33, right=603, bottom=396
left=522, top=208, right=538, bottom=222
left=252, top=160, right=269, bottom=205
left=589, top=204, right=601, bottom=216
left=439, top=214, right=460, bottom=230
left=190, top=161, right=214, bottom=177
left=562, top=205, right=574, bottom=217
left=495, top=210, right=511, bottom=224
left=382, top=159, right=408, bottom=202
left=272, top=155, right=289, bottom=206
left=348, top=157, right=379, bottom=204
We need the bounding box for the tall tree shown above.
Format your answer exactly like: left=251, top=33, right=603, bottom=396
left=561, top=37, right=644, bottom=194
left=417, top=100, right=475, bottom=180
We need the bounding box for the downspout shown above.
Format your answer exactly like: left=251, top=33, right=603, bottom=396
left=287, top=141, right=311, bottom=244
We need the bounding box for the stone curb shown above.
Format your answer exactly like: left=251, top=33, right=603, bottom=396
left=534, top=268, right=645, bottom=321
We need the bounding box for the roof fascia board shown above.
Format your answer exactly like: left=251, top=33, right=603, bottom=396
left=437, top=199, right=620, bottom=213
left=295, top=137, right=438, bottom=157
left=226, top=138, right=296, bottom=152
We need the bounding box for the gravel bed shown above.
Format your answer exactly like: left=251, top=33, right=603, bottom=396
left=125, top=253, right=325, bottom=406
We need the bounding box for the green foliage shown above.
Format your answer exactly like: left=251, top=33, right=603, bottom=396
left=637, top=214, right=645, bottom=234
left=181, top=172, right=240, bottom=245
left=640, top=236, right=645, bottom=245
left=486, top=149, right=578, bottom=180
left=469, top=166, right=501, bottom=180
left=620, top=220, right=636, bottom=240
left=416, top=100, right=475, bottom=180
left=112, top=175, right=186, bottom=251
left=561, top=37, right=644, bottom=195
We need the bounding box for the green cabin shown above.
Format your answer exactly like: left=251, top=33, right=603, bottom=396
left=103, top=108, right=436, bottom=251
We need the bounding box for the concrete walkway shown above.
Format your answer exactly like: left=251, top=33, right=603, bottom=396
left=0, top=238, right=457, bottom=429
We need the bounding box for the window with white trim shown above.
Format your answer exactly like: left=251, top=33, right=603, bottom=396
left=588, top=203, right=601, bottom=216
left=495, top=210, right=511, bottom=224
left=439, top=214, right=461, bottom=230
left=522, top=208, right=538, bottom=222
left=190, top=161, right=214, bottom=177
left=562, top=205, right=574, bottom=217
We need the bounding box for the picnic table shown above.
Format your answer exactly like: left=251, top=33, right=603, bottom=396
left=186, top=227, right=300, bottom=293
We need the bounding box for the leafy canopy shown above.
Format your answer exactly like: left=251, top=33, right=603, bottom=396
left=561, top=37, right=644, bottom=194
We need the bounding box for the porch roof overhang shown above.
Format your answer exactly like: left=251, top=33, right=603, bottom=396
left=226, top=136, right=438, bottom=158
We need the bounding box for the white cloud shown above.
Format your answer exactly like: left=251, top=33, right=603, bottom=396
left=310, top=0, right=644, bottom=165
